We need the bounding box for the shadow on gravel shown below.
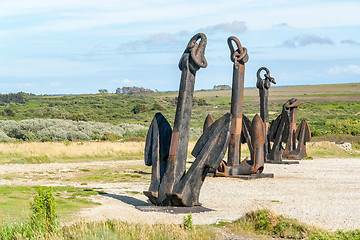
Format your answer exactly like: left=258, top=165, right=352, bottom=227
left=99, top=192, right=150, bottom=207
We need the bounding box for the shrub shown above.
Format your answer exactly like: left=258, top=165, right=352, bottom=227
left=1, top=108, right=15, bottom=117
left=30, top=186, right=58, bottom=232
left=132, top=104, right=149, bottom=114
left=0, top=119, right=147, bottom=141
left=325, top=119, right=360, bottom=136
left=101, top=132, right=123, bottom=141
left=152, top=102, right=165, bottom=110
left=181, top=214, right=193, bottom=230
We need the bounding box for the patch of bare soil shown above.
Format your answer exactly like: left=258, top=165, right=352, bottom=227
left=1, top=158, right=360, bottom=231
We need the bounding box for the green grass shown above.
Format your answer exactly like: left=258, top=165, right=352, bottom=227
left=0, top=83, right=359, bottom=135
left=0, top=153, right=144, bottom=165
left=1, top=220, right=219, bottom=240
left=2, top=209, right=360, bottom=239
left=212, top=209, right=360, bottom=240
left=0, top=165, right=152, bottom=183
left=307, top=141, right=360, bottom=158
left=76, top=167, right=150, bottom=183
left=0, top=186, right=100, bottom=223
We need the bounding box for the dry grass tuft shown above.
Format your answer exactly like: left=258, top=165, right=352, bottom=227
left=0, top=141, right=145, bottom=163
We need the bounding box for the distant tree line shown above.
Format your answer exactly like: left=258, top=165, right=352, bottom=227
left=0, top=92, right=34, bottom=105
left=116, top=86, right=154, bottom=95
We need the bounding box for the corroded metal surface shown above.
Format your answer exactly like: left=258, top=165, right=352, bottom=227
left=268, top=97, right=310, bottom=162
left=170, top=113, right=232, bottom=206
left=225, top=114, right=265, bottom=175
left=288, top=120, right=311, bottom=159
left=250, top=114, right=265, bottom=174
left=144, top=113, right=172, bottom=205
left=203, top=114, right=214, bottom=133
left=210, top=37, right=271, bottom=177
left=144, top=33, right=235, bottom=207
left=267, top=99, right=292, bottom=162
left=227, top=36, right=248, bottom=167
left=282, top=98, right=301, bottom=158
left=157, top=33, right=208, bottom=205
left=256, top=67, right=275, bottom=160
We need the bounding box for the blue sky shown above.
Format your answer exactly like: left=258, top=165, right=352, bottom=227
left=0, top=0, right=359, bottom=94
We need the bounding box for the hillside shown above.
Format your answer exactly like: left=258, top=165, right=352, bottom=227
left=0, top=82, right=359, bottom=140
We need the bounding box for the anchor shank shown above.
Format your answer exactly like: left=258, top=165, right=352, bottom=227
left=228, top=63, right=245, bottom=166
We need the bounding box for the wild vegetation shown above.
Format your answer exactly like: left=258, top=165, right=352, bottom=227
left=0, top=83, right=359, bottom=239
left=0, top=119, right=147, bottom=142
left=0, top=83, right=358, bottom=143
left=1, top=192, right=359, bottom=240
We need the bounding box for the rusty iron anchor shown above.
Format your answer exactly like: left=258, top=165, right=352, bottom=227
left=282, top=98, right=301, bottom=159
left=144, top=33, right=235, bottom=206
left=222, top=36, right=269, bottom=177
left=287, top=119, right=311, bottom=160
left=227, top=36, right=248, bottom=170
left=267, top=98, right=298, bottom=163
left=256, top=67, right=275, bottom=160
left=144, top=33, right=208, bottom=206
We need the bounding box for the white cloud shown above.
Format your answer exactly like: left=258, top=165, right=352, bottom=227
left=122, top=78, right=132, bottom=84
left=272, top=22, right=292, bottom=29
left=109, top=79, right=121, bottom=83
left=1, top=0, right=359, bottom=38
left=50, top=81, right=62, bottom=87
left=146, top=33, right=177, bottom=43
left=18, top=83, right=34, bottom=88
left=341, top=39, right=360, bottom=46
left=282, top=35, right=334, bottom=48
left=121, top=78, right=142, bottom=85
left=198, top=21, right=247, bottom=34
left=328, top=65, right=360, bottom=75
left=0, top=58, right=101, bottom=78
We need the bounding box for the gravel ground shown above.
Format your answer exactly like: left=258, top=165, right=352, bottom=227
left=1, top=158, right=359, bottom=231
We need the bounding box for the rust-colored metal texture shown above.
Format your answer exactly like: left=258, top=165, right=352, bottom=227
left=287, top=119, right=311, bottom=159
left=256, top=67, right=275, bottom=160
left=144, top=33, right=234, bottom=207
left=203, top=114, right=214, bottom=133
left=144, top=33, right=208, bottom=206
left=267, top=99, right=293, bottom=162
left=210, top=36, right=269, bottom=177
left=144, top=113, right=172, bottom=205
left=157, top=33, right=208, bottom=205
left=227, top=36, right=248, bottom=169
left=169, top=113, right=232, bottom=206
left=282, top=98, right=301, bottom=159
left=224, top=114, right=265, bottom=176
left=241, top=114, right=253, bottom=161
left=267, top=97, right=310, bottom=163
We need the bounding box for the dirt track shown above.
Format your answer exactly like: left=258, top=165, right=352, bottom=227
left=1, top=158, right=360, bottom=231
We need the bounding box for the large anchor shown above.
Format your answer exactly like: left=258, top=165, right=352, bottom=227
left=282, top=98, right=301, bottom=159
left=267, top=97, right=311, bottom=163
left=281, top=98, right=311, bottom=160
left=144, top=33, right=232, bottom=207
left=205, top=36, right=271, bottom=178
left=256, top=67, right=275, bottom=160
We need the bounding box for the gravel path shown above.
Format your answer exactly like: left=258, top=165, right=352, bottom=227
left=1, top=158, right=360, bottom=231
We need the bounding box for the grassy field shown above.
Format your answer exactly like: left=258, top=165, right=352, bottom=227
left=0, top=83, right=359, bottom=140
left=2, top=206, right=359, bottom=239
left=0, top=83, right=359, bottom=239
left=0, top=140, right=358, bottom=165
left=0, top=141, right=145, bottom=164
